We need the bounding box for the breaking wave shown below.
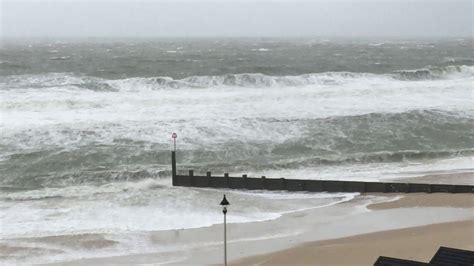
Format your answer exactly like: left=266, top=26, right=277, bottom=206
left=0, top=73, right=117, bottom=91
left=393, top=65, right=474, bottom=80
left=1, top=65, right=472, bottom=91
left=1, top=109, right=473, bottom=188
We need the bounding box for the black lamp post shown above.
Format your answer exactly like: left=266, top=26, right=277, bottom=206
left=220, top=194, right=230, bottom=266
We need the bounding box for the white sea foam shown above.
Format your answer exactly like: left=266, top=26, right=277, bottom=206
left=251, top=156, right=474, bottom=183
left=1, top=70, right=472, bottom=147
left=0, top=181, right=355, bottom=239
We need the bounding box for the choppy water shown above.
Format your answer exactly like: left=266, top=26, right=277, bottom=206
left=2, top=38, right=473, bottom=79
left=0, top=38, right=473, bottom=246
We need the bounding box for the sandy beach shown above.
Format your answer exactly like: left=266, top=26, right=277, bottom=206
left=233, top=220, right=474, bottom=266
left=233, top=194, right=474, bottom=265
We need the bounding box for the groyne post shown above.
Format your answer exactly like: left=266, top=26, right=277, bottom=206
left=171, top=151, right=177, bottom=185
left=224, top=173, right=230, bottom=187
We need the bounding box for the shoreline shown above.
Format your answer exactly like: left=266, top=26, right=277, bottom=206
left=31, top=192, right=474, bottom=266
left=232, top=193, right=474, bottom=265
left=3, top=172, right=473, bottom=265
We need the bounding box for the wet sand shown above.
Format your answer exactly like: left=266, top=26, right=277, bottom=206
left=233, top=193, right=474, bottom=265
left=368, top=192, right=474, bottom=209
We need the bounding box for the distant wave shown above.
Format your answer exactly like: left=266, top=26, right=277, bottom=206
left=0, top=73, right=117, bottom=91
left=393, top=65, right=474, bottom=80
left=1, top=65, right=472, bottom=91
left=274, top=149, right=474, bottom=169
left=441, top=58, right=474, bottom=66
left=0, top=72, right=374, bottom=91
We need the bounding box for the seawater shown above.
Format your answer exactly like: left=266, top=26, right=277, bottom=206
left=0, top=38, right=473, bottom=240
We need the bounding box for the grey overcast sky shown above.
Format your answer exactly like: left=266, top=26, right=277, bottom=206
left=1, top=0, right=473, bottom=38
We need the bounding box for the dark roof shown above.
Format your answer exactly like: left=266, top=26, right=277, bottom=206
left=429, top=246, right=474, bottom=266
left=374, top=256, right=428, bottom=266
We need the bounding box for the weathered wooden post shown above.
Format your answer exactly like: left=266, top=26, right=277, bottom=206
left=206, top=171, right=212, bottom=186
left=189, top=170, right=194, bottom=186
left=224, top=173, right=229, bottom=188
left=171, top=132, right=178, bottom=185
left=171, top=151, right=177, bottom=185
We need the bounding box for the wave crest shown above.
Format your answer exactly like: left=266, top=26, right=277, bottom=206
left=1, top=109, right=473, bottom=188
left=0, top=73, right=117, bottom=91
left=2, top=65, right=472, bottom=91
left=112, top=72, right=370, bottom=91
left=393, top=65, right=474, bottom=80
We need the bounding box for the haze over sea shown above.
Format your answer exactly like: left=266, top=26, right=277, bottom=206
left=1, top=38, right=473, bottom=263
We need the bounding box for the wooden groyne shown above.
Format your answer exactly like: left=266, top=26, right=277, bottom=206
left=171, top=152, right=474, bottom=193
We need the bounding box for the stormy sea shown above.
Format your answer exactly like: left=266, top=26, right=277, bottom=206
left=1, top=38, right=473, bottom=263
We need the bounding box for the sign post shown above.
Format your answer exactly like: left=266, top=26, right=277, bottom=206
left=172, top=132, right=177, bottom=151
